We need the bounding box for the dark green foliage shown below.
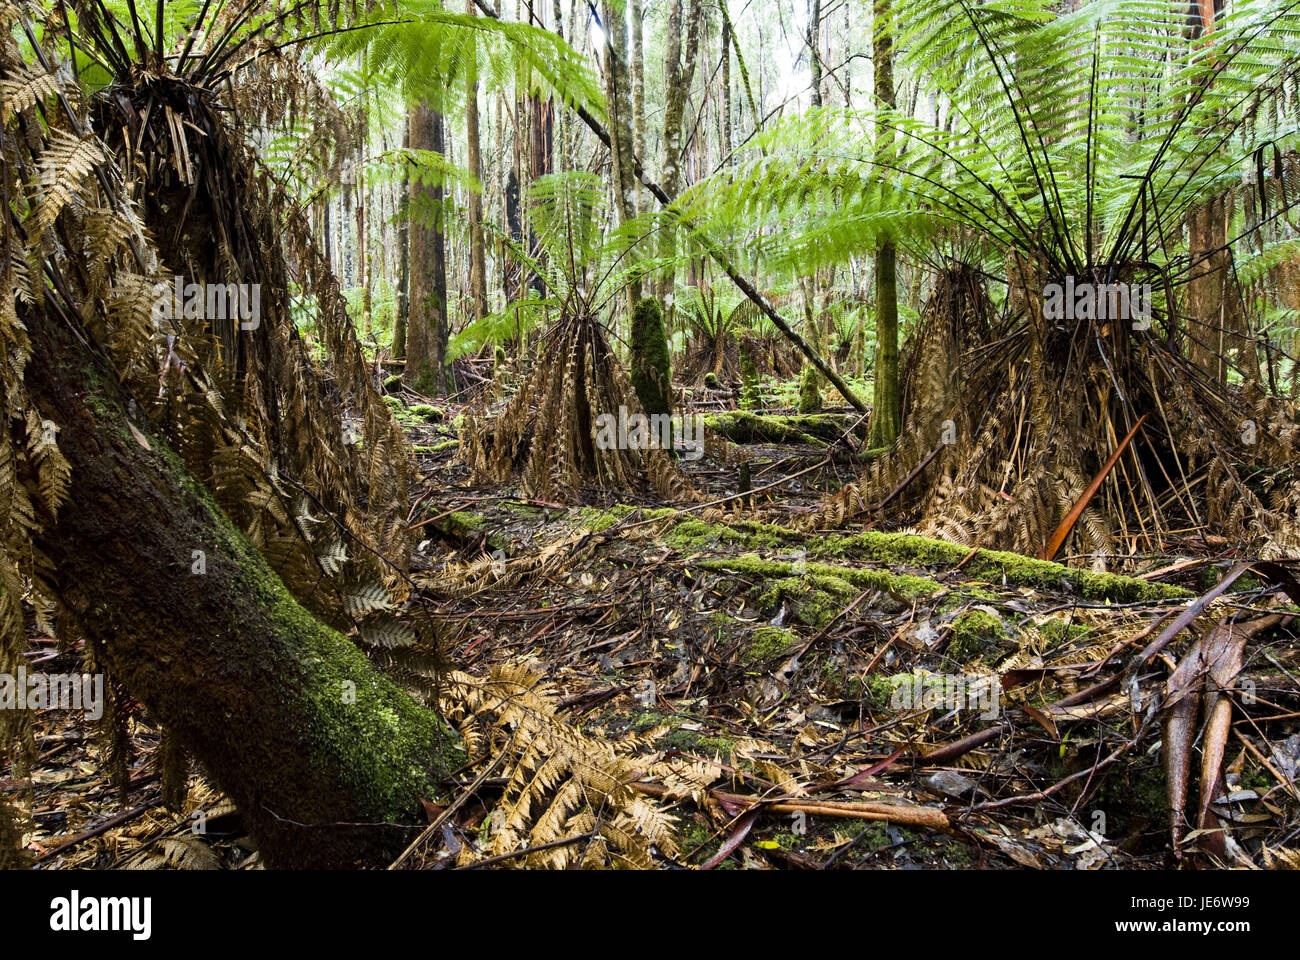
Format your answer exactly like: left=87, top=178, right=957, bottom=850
left=630, top=297, right=673, bottom=417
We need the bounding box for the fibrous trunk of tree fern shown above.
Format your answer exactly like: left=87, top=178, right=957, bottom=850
left=25, top=317, right=459, bottom=869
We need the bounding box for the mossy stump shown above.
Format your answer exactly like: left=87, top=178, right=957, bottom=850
left=630, top=297, right=672, bottom=418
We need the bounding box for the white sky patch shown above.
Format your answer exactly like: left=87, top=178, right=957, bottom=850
left=765, top=3, right=812, bottom=110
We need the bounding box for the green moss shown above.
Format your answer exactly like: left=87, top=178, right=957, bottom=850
left=949, top=609, right=1005, bottom=660
left=413, top=439, right=459, bottom=454
left=742, top=626, right=801, bottom=665
left=407, top=404, right=444, bottom=423
left=703, top=372, right=722, bottom=389
left=811, top=531, right=1189, bottom=603
left=659, top=728, right=736, bottom=756
left=859, top=672, right=895, bottom=710
left=1093, top=757, right=1169, bottom=842
left=1239, top=763, right=1275, bottom=792
left=739, top=345, right=761, bottom=410
left=683, top=819, right=721, bottom=863
left=152, top=431, right=463, bottom=825
left=1037, top=618, right=1093, bottom=647
left=265, top=582, right=463, bottom=818
left=701, top=554, right=941, bottom=604
left=664, top=517, right=797, bottom=552
left=630, top=297, right=672, bottom=418
left=575, top=504, right=678, bottom=532
left=443, top=511, right=486, bottom=537
left=758, top=574, right=861, bottom=627
left=798, top=362, right=822, bottom=414
left=703, top=411, right=829, bottom=446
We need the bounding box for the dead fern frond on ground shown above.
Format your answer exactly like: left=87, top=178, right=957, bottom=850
left=440, top=663, right=681, bottom=868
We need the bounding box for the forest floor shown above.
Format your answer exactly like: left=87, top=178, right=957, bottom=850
left=15, top=385, right=1300, bottom=870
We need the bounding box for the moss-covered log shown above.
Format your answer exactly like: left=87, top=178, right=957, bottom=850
left=703, top=411, right=849, bottom=446
left=26, top=318, right=460, bottom=868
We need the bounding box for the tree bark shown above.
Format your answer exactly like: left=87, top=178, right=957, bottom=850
left=720, top=16, right=733, bottom=165
left=658, top=0, right=704, bottom=311
left=406, top=102, right=449, bottom=395
left=868, top=0, right=900, bottom=447
left=466, top=0, right=488, bottom=324
left=24, top=315, right=459, bottom=869
left=393, top=122, right=411, bottom=361
left=809, top=0, right=823, bottom=108
left=601, top=0, right=643, bottom=311
left=630, top=0, right=646, bottom=216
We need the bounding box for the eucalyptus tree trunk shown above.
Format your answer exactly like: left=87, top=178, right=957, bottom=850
left=809, top=0, right=823, bottom=108
left=721, top=17, right=732, bottom=164
left=601, top=0, right=643, bottom=312
left=869, top=0, right=900, bottom=448
left=467, top=0, right=488, bottom=324
left=658, top=0, right=704, bottom=313
left=406, top=103, right=449, bottom=395
left=553, top=0, right=570, bottom=173
left=631, top=0, right=646, bottom=215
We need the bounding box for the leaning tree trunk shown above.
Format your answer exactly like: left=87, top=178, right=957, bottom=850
left=25, top=315, right=459, bottom=869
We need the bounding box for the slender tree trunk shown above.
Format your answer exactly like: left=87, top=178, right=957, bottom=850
left=393, top=123, right=410, bottom=361
left=553, top=0, right=570, bottom=174
left=466, top=0, right=488, bottom=324
left=868, top=0, right=900, bottom=447
left=631, top=0, right=646, bottom=216
left=406, top=103, right=449, bottom=395
left=721, top=18, right=732, bottom=165
left=25, top=314, right=458, bottom=869
left=658, top=0, right=704, bottom=312
left=809, top=0, right=823, bottom=108
left=1185, top=0, right=1242, bottom=385
left=357, top=161, right=370, bottom=336
left=528, top=92, right=553, bottom=299
left=602, top=0, right=643, bottom=312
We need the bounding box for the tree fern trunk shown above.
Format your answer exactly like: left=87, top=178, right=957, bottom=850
left=25, top=316, right=459, bottom=869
